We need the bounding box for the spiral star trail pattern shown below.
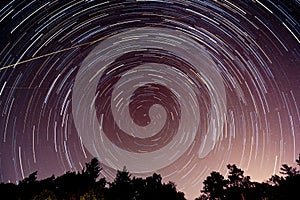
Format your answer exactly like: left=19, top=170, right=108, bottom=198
left=0, top=0, right=299, bottom=199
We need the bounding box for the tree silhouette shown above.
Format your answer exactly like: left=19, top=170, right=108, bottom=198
left=145, top=173, right=163, bottom=191
left=201, top=171, right=227, bottom=200
left=280, top=164, right=298, bottom=177
left=268, top=174, right=283, bottom=186
left=195, top=153, right=300, bottom=200
left=296, top=154, right=300, bottom=166
left=84, top=157, right=102, bottom=181
left=132, top=177, right=146, bottom=199
left=19, top=171, right=38, bottom=184
left=18, top=171, right=39, bottom=199
left=226, top=164, right=251, bottom=188
left=54, top=171, right=80, bottom=199
left=106, top=169, right=186, bottom=200
left=2, top=154, right=300, bottom=200
left=226, top=164, right=255, bottom=199
left=161, top=181, right=186, bottom=200
left=108, top=166, right=134, bottom=200
left=276, top=156, right=300, bottom=199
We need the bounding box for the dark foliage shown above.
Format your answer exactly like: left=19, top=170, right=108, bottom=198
left=0, top=158, right=185, bottom=200
left=196, top=153, right=300, bottom=200
left=201, top=171, right=227, bottom=199
left=106, top=167, right=186, bottom=200
left=1, top=154, right=300, bottom=200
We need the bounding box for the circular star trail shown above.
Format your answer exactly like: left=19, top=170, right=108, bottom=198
left=0, top=0, right=299, bottom=199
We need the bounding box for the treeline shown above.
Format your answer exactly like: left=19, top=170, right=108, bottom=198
left=0, top=158, right=185, bottom=200
left=196, top=154, right=300, bottom=200
left=0, top=154, right=300, bottom=200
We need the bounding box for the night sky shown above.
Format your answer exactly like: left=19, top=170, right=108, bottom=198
left=0, top=0, right=299, bottom=199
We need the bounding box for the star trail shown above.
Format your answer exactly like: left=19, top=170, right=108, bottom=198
left=0, top=0, right=299, bottom=199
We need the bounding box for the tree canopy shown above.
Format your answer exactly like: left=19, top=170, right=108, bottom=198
left=0, top=158, right=185, bottom=200
left=197, top=153, right=300, bottom=200
left=1, top=154, right=300, bottom=200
